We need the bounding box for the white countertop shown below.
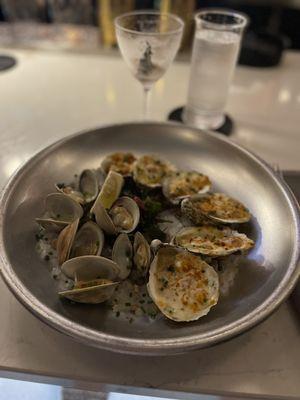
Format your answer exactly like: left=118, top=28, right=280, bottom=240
left=0, top=47, right=300, bottom=399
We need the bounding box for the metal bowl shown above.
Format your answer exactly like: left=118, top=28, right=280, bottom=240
left=0, top=122, right=299, bottom=355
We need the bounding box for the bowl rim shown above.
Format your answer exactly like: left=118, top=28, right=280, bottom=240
left=0, top=121, right=299, bottom=355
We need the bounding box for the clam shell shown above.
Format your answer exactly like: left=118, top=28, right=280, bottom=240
left=181, top=193, right=251, bottom=225
left=174, top=226, right=254, bottom=257
left=91, top=170, right=124, bottom=212
left=59, top=280, right=118, bottom=304
left=71, top=221, right=104, bottom=258
left=147, top=246, right=219, bottom=322
left=112, top=233, right=133, bottom=280
left=133, top=155, right=176, bottom=188
left=109, top=196, right=140, bottom=233
left=55, top=184, right=85, bottom=205
left=57, top=218, right=79, bottom=265
left=61, top=255, right=120, bottom=281
left=35, top=218, right=68, bottom=232
left=133, top=232, right=151, bottom=276
left=162, top=171, right=211, bottom=204
left=93, top=201, right=117, bottom=235
left=36, top=193, right=83, bottom=232
left=79, top=169, right=98, bottom=203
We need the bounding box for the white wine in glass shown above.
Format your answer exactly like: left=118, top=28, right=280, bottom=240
left=115, top=11, right=184, bottom=119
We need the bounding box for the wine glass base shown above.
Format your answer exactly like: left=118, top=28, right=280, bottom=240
left=167, top=106, right=234, bottom=136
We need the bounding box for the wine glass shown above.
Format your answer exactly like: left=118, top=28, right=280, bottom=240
left=115, top=11, right=184, bottom=119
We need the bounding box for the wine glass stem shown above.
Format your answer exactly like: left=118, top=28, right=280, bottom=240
left=143, top=86, right=151, bottom=120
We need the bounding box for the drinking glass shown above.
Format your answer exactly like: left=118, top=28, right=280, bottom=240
left=183, top=9, right=248, bottom=130
left=115, top=11, right=184, bottom=119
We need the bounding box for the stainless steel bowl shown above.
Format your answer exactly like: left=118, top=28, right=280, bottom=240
left=0, top=122, right=299, bottom=355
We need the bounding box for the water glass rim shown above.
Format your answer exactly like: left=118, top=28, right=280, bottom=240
left=114, top=10, right=185, bottom=36
left=195, top=8, right=249, bottom=30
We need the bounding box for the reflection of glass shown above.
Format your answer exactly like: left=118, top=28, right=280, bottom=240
left=48, top=0, right=93, bottom=25
left=98, top=0, right=135, bottom=48
left=183, top=9, right=248, bottom=130
left=115, top=11, right=184, bottom=119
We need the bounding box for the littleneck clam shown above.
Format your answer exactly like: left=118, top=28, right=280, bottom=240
left=91, top=170, right=124, bottom=212
left=162, top=171, right=211, bottom=204
left=112, top=233, right=133, bottom=280
left=59, top=279, right=119, bottom=304
left=112, top=232, right=151, bottom=280
left=57, top=218, right=79, bottom=265
left=59, top=255, right=120, bottom=304
left=174, top=225, right=254, bottom=257
left=79, top=169, right=99, bottom=203
left=133, top=155, right=176, bottom=188
left=93, top=201, right=117, bottom=235
left=61, top=255, right=119, bottom=280
left=94, top=196, right=140, bottom=235
left=55, top=183, right=85, bottom=205
left=71, top=221, right=104, bottom=258
left=101, top=152, right=136, bottom=176
left=181, top=193, right=251, bottom=225
left=109, top=197, right=140, bottom=233
left=147, top=246, right=219, bottom=322
left=36, top=193, right=83, bottom=232
left=133, top=231, right=151, bottom=277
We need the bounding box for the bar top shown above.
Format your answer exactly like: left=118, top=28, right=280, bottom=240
left=0, top=48, right=299, bottom=399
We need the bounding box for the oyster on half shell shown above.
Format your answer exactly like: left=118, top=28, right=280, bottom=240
left=147, top=246, right=219, bottom=322
left=181, top=193, right=251, bottom=225
left=174, top=225, right=254, bottom=257
left=163, top=171, right=211, bottom=204
left=133, top=155, right=176, bottom=188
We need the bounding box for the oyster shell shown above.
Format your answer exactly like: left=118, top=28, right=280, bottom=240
left=181, top=193, right=251, bottom=225
left=162, top=171, right=211, bottom=204
left=147, top=246, right=219, bottom=322
left=71, top=221, right=104, bottom=258
left=101, top=152, right=136, bottom=176
left=36, top=193, right=83, bottom=232
left=133, top=155, right=176, bottom=188
left=174, top=225, right=254, bottom=257
left=156, top=209, right=191, bottom=242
